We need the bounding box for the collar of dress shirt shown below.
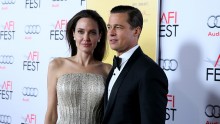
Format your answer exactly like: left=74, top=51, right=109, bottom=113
left=119, top=45, right=139, bottom=66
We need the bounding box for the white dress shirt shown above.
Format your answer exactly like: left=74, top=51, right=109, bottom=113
left=108, top=45, right=139, bottom=99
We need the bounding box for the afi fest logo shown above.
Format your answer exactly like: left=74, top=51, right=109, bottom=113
left=25, top=0, right=40, bottom=8
left=166, top=94, right=177, bottom=121
left=207, top=15, right=220, bottom=37
left=0, top=21, right=15, bottom=40
left=21, top=114, right=37, bottom=124
left=1, top=0, right=16, bottom=10
left=206, top=54, right=220, bottom=81
left=23, top=51, right=40, bottom=71
left=50, top=19, right=67, bottom=40
left=0, top=80, right=13, bottom=100
left=160, top=11, right=179, bottom=37
left=24, top=25, right=41, bottom=40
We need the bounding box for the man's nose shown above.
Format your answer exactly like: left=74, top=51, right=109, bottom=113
left=108, top=28, right=116, bottom=36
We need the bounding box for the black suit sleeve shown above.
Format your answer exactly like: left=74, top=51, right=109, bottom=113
left=138, top=65, right=168, bottom=124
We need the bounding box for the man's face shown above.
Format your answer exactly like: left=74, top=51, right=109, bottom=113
left=107, top=13, right=138, bottom=55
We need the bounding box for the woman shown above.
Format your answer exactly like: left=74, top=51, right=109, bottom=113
left=44, top=9, right=111, bottom=124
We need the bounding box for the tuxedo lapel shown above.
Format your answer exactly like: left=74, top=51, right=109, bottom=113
left=103, top=47, right=143, bottom=122
left=104, top=63, right=131, bottom=114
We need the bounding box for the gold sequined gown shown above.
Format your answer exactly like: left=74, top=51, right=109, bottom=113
left=56, top=73, right=105, bottom=124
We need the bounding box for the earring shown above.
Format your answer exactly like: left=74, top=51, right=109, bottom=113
left=98, top=39, right=100, bottom=42
left=73, top=37, right=75, bottom=40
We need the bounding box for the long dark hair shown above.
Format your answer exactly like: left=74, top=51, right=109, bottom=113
left=66, top=9, right=107, bottom=61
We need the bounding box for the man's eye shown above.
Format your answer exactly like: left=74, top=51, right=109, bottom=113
left=107, top=26, right=111, bottom=30
left=116, top=26, right=122, bottom=29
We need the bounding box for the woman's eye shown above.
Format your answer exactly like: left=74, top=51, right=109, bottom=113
left=78, top=30, right=84, bottom=34
left=90, top=31, right=97, bottom=35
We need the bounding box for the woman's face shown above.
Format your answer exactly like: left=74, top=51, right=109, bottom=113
left=73, top=17, right=101, bottom=54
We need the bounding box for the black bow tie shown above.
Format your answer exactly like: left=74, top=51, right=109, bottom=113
left=113, top=55, right=122, bottom=70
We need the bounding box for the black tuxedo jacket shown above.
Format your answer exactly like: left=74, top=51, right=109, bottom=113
left=102, top=47, right=168, bottom=124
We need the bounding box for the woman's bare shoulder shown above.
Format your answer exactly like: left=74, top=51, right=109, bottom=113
left=49, top=57, right=66, bottom=69
left=48, top=57, right=76, bottom=78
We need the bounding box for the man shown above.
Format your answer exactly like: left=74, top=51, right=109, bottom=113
left=102, top=5, right=168, bottom=124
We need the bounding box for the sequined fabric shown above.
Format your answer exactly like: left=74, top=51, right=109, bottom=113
left=56, top=73, right=105, bottom=124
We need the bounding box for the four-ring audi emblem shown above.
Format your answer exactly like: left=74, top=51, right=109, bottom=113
left=207, top=15, right=220, bottom=28
left=0, top=55, right=14, bottom=64
left=205, top=105, right=220, bottom=118
left=22, top=87, right=38, bottom=97
left=1, top=0, right=16, bottom=5
left=160, top=59, right=178, bottom=71
left=0, top=115, right=12, bottom=124
left=24, top=25, right=41, bottom=34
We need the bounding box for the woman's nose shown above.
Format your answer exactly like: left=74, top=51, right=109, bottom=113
left=83, top=33, right=90, bottom=41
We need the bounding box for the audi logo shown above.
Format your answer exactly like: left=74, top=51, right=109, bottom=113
left=207, top=15, right=220, bottom=28
left=24, top=25, right=41, bottom=34
left=205, top=104, right=220, bottom=118
left=160, top=59, right=178, bottom=71
left=1, top=0, right=16, bottom=5
left=22, top=87, right=38, bottom=97
left=0, top=115, right=12, bottom=124
left=0, top=55, right=14, bottom=64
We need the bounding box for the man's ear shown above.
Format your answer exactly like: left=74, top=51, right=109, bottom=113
left=133, top=27, right=142, bottom=37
